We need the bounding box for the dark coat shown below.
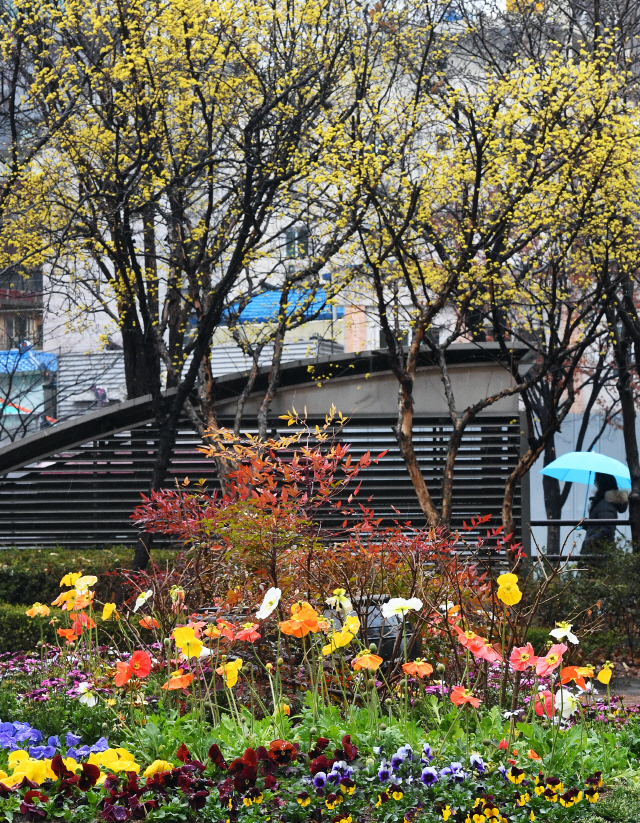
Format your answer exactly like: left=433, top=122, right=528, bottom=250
left=582, top=489, right=629, bottom=552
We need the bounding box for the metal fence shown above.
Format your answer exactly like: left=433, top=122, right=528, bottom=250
left=0, top=413, right=522, bottom=549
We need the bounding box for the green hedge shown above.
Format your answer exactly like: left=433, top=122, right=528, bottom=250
left=0, top=603, right=132, bottom=653
left=0, top=546, right=178, bottom=607
left=0, top=603, right=59, bottom=652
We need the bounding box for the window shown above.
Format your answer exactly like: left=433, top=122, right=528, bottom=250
left=285, top=226, right=309, bottom=259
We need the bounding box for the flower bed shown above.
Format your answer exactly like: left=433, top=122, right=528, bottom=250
left=1, top=568, right=639, bottom=823
left=2, top=428, right=640, bottom=822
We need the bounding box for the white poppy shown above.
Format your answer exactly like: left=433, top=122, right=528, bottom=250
left=555, top=688, right=580, bottom=719
left=256, top=587, right=281, bottom=620
left=133, top=589, right=153, bottom=613
left=549, top=621, right=579, bottom=645
left=381, top=597, right=423, bottom=619
left=326, top=588, right=353, bottom=614
left=77, top=682, right=97, bottom=707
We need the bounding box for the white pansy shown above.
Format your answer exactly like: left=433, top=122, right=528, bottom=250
left=549, top=621, right=579, bottom=644
left=256, top=587, right=281, bottom=620
left=381, top=597, right=423, bottom=619
left=133, top=589, right=153, bottom=613
left=77, top=682, right=97, bottom=707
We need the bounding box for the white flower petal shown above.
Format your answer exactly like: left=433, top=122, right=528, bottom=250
left=256, top=587, right=281, bottom=620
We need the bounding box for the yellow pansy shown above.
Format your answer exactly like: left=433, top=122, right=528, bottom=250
left=143, top=760, right=175, bottom=777
left=1, top=772, right=26, bottom=787
left=8, top=750, right=29, bottom=768
left=18, top=759, right=56, bottom=784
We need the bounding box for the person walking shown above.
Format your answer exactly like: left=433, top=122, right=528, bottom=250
left=582, top=472, right=629, bottom=557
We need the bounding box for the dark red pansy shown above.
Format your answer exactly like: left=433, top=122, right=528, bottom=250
left=176, top=743, right=191, bottom=763
left=310, top=755, right=334, bottom=775
left=241, top=748, right=257, bottom=768
left=51, top=754, right=74, bottom=779
left=188, top=790, right=209, bottom=810
left=208, top=743, right=228, bottom=770
left=78, top=763, right=101, bottom=791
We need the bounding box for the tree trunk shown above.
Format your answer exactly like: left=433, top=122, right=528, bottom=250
left=441, top=421, right=464, bottom=527
left=120, top=305, right=158, bottom=399
left=542, top=436, right=562, bottom=556
left=613, top=332, right=640, bottom=548
left=395, top=374, right=440, bottom=526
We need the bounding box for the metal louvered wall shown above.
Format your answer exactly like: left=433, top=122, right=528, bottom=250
left=0, top=414, right=521, bottom=548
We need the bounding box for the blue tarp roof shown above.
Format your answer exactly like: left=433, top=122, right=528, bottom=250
left=225, top=289, right=344, bottom=324
left=0, top=349, right=57, bottom=374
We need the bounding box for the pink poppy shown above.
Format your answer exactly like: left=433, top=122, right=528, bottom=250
left=535, top=643, right=567, bottom=676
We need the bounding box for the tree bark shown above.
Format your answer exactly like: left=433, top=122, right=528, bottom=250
left=542, top=437, right=562, bottom=556
left=395, top=372, right=441, bottom=526
left=609, top=317, right=640, bottom=548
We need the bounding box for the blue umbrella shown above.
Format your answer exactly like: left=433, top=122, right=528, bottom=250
left=540, top=451, right=631, bottom=489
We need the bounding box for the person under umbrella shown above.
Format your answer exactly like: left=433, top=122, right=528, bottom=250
left=582, top=472, right=629, bottom=556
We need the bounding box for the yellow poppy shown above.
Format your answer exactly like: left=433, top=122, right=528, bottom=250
left=597, top=662, right=614, bottom=684
left=59, top=572, right=82, bottom=588
left=497, top=572, right=519, bottom=586
left=216, top=658, right=243, bottom=688
left=102, top=603, right=117, bottom=621
left=497, top=581, right=522, bottom=606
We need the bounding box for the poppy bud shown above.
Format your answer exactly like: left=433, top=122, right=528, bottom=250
left=436, top=662, right=445, bottom=673
left=310, top=727, right=318, bottom=735
left=369, top=643, right=378, bottom=652
left=277, top=657, right=284, bottom=666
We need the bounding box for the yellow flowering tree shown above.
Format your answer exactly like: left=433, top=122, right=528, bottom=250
left=0, top=0, right=384, bottom=564
left=354, top=29, right=638, bottom=535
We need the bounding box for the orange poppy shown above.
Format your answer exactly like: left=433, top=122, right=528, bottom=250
left=235, top=623, right=261, bottom=643
left=204, top=624, right=221, bottom=639
left=162, top=668, right=193, bottom=690
left=115, top=650, right=152, bottom=686
left=26, top=603, right=50, bottom=618
left=279, top=602, right=321, bottom=638
left=352, top=652, right=383, bottom=671
left=528, top=749, right=542, bottom=761
left=402, top=659, right=433, bottom=678
left=217, top=620, right=237, bottom=641
left=450, top=685, right=481, bottom=708
left=57, top=627, right=78, bottom=645
left=139, top=616, right=160, bottom=629
left=72, top=592, right=94, bottom=611
left=451, top=625, right=485, bottom=654
left=560, top=666, right=587, bottom=690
